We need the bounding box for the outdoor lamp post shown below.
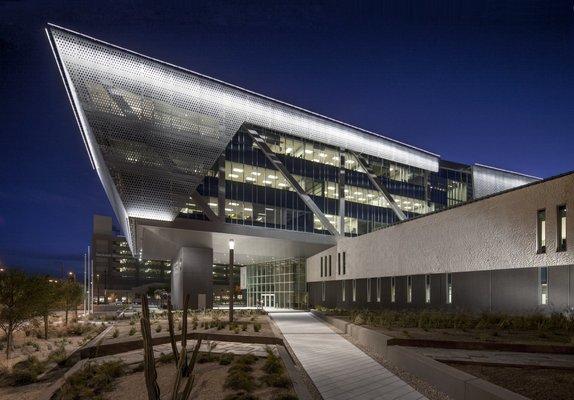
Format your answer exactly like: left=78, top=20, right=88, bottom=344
left=228, top=239, right=235, bottom=323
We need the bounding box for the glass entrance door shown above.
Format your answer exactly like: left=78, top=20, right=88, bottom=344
left=261, top=294, right=275, bottom=309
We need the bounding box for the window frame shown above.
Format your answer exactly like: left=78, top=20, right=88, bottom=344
left=425, top=274, right=431, bottom=304
left=407, top=276, right=413, bottom=303
left=446, top=273, right=453, bottom=304
left=352, top=279, right=357, bottom=302
left=537, top=209, right=546, bottom=254
left=376, top=277, right=381, bottom=302
left=557, top=205, right=567, bottom=252
left=390, top=276, right=396, bottom=303
left=540, top=266, right=549, bottom=306
left=366, top=279, right=372, bottom=302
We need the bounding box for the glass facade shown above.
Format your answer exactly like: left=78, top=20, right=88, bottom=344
left=180, top=124, right=473, bottom=237
left=245, top=258, right=306, bottom=309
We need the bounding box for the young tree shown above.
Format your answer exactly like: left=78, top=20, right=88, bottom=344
left=33, top=277, right=59, bottom=339
left=0, top=270, right=38, bottom=358
left=60, top=280, right=83, bottom=325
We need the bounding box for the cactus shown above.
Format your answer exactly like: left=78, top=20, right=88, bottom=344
left=140, top=296, right=160, bottom=400
left=141, top=294, right=201, bottom=400
left=167, top=298, right=179, bottom=363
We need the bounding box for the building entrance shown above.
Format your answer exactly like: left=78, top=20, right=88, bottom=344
left=261, top=293, right=275, bottom=309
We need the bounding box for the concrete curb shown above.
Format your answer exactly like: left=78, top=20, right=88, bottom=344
left=311, top=311, right=528, bottom=400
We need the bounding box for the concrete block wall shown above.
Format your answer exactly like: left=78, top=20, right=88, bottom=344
left=309, top=265, right=574, bottom=314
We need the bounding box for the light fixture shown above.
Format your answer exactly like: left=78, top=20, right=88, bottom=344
left=262, top=180, right=272, bottom=184
left=232, top=167, right=244, bottom=173
left=268, top=175, right=278, bottom=179
left=245, top=177, right=256, bottom=182
left=228, top=173, right=239, bottom=178
left=229, top=239, right=235, bottom=250
left=285, top=147, right=293, bottom=154
left=304, top=149, right=313, bottom=154
left=251, top=171, right=261, bottom=176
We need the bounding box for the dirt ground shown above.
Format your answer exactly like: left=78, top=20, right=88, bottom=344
left=0, top=314, right=102, bottom=370
left=448, top=363, right=574, bottom=400
left=107, top=356, right=297, bottom=400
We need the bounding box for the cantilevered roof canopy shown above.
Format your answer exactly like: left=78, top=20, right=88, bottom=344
left=47, top=24, right=440, bottom=248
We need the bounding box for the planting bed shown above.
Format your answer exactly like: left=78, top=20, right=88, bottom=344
left=448, top=363, right=574, bottom=400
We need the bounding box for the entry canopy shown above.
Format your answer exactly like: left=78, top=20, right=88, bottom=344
left=47, top=24, right=440, bottom=247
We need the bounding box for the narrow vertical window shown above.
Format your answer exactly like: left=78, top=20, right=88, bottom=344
left=329, top=255, right=332, bottom=276
left=320, top=257, right=323, bottom=277
left=338, top=253, right=341, bottom=275
left=425, top=275, right=431, bottom=303
left=391, top=277, right=396, bottom=303
left=322, top=281, right=326, bottom=302
left=537, top=209, right=546, bottom=253
left=343, top=252, right=346, bottom=275
left=407, top=276, right=413, bottom=303
left=376, top=278, right=381, bottom=302
left=540, top=267, right=548, bottom=305
left=446, top=273, right=452, bottom=304
left=367, top=279, right=371, bottom=302
left=342, top=280, right=346, bottom=302
left=557, top=205, right=567, bottom=251
left=352, top=279, right=356, bottom=302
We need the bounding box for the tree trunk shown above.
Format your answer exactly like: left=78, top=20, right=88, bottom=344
left=65, top=308, right=69, bottom=325
left=6, top=326, right=12, bottom=359
left=44, top=313, right=49, bottom=339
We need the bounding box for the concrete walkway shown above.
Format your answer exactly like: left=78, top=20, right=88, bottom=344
left=270, top=312, right=427, bottom=400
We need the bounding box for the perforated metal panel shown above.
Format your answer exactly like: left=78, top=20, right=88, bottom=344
left=472, top=164, right=540, bottom=198
left=48, top=25, right=439, bottom=229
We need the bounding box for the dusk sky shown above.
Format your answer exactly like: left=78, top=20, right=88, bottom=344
left=0, top=1, right=573, bottom=276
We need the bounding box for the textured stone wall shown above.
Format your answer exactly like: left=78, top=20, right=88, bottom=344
left=307, top=173, right=574, bottom=282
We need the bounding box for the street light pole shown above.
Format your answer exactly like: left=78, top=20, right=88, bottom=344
left=228, top=239, right=235, bottom=323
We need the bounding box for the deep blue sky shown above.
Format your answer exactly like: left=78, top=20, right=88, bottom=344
left=1, top=1, right=573, bottom=276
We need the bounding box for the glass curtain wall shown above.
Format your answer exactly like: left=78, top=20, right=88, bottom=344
left=245, top=258, right=306, bottom=309
left=179, top=124, right=473, bottom=236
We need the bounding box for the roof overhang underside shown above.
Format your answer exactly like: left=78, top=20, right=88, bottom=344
left=47, top=24, right=440, bottom=249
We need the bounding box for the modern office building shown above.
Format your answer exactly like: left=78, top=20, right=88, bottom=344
left=48, top=25, right=572, bottom=313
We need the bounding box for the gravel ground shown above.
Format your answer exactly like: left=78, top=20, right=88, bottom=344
left=343, top=333, right=452, bottom=400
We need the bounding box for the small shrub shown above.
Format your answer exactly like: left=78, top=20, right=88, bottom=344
left=177, top=321, right=182, bottom=331
left=263, top=349, right=283, bottom=374
left=253, top=323, right=261, bottom=332
left=112, top=328, right=119, bottom=338
left=234, top=327, right=240, bottom=334
left=261, top=373, right=290, bottom=388
left=25, top=341, right=41, bottom=352
left=235, top=354, right=257, bottom=366
left=7, top=356, right=46, bottom=386
left=242, top=323, right=247, bottom=331
left=159, top=352, right=174, bottom=363
left=48, top=345, right=68, bottom=365
left=225, top=370, right=255, bottom=392
left=198, top=352, right=218, bottom=363
left=132, top=362, right=144, bottom=372
left=192, top=322, right=198, bottom=330
left=224, top=392, right=258, bottom=400
left=219, top=353, right=234, bottom=365
left=57, top=360, right=125, bottom=399
left=129, top=319, right=135, bottom=326
left=276, top=395, right=298, bottom=400
left=129, top=326, right=136, bottom=336
left=155, top=324, right=162, bottom=333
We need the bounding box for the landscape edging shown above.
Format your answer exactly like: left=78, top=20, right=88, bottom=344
left=311, top=311, right=528, bottom=400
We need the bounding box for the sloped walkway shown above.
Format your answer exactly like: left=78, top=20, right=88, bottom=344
left=270, top=312, right=427, bottom=400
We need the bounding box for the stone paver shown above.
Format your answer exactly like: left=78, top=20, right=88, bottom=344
left=271, top=312, right=427, bottom=400
left=409, top=346, right=574, bottom=369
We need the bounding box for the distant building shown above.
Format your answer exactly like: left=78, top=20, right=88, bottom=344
left=91, top=215, right=171, bottom=302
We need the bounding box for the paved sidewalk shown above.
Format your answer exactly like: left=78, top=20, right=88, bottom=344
left=270, top=312, right=427, bottom=400
left=409, top=346, right=574, bottom=369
